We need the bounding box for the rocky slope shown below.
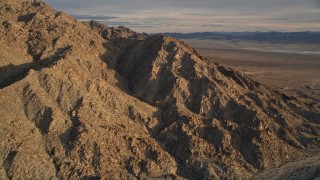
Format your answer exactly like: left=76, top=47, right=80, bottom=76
left=0, top=0, right=319, bottom=179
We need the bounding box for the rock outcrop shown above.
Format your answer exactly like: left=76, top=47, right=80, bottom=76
left=0, top=0, right=319, bottom=179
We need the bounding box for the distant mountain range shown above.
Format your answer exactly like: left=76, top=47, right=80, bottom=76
left=1, top=0, right=320, bottom=179
left=160, top=31, right=320, bottom=43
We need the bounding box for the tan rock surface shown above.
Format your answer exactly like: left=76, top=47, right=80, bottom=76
left=0, top=0, right=319, bottom=179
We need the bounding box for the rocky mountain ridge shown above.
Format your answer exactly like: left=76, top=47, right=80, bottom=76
left=0, top=0, right=319, bottom=179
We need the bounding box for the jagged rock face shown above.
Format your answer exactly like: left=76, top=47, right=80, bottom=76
left=109, top=35, right=320, bottom=178
left=0, top=0, right=319, bottom=179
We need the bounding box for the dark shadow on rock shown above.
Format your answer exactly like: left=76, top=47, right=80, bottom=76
left=40, top=107, right=53, bottom=134
left=39, top=46, right=72, bottom=67
left=3, top=151, right=17, bottom=179
left=217, top=65, right=253, bottom=90
left=0, top=46, right=72, bottom=89
left=0, top=62, right=34, bottom=89
left=80, top=176, right=100, bottom=180
left=59, top=97, right=84, bottom=155
left=18, top=13, right=36, bottom=23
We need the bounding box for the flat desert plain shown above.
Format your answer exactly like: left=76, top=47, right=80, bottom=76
left=183, top=39, right=320, bottom=107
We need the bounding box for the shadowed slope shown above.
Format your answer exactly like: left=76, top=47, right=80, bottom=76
left=0, top=0, right=319, bottom=179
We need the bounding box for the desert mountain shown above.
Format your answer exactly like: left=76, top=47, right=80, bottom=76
left=0, top=0, right=319, bottom=179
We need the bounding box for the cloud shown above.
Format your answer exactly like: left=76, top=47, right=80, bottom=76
left=72, top=15, right=118, bottom=21
left=201, top=24, right=225, bottom=27
left=44, top=0, right=320, bottom=32
left=314, top=0, right=320, bottom=7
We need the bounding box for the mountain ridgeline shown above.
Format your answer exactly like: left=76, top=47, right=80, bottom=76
left=160, top=32, right=320, bottom=44
left=0, top=0, right=319, bottom=179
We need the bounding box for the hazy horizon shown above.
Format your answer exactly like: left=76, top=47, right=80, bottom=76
left=44, top=0, right=320, bottom=33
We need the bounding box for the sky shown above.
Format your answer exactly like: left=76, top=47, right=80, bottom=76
left=44, top=0, right=320, bottom=33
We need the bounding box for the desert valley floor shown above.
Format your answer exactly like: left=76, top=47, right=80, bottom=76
left=1, top=0, right=320, bottom=179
